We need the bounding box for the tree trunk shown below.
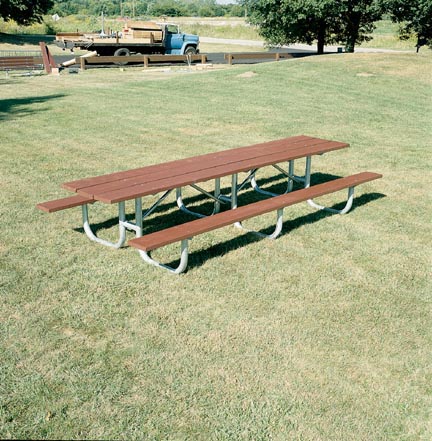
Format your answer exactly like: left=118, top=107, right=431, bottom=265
left=345, top=12, right=360, bottom=53
left=345, top=38, right=356, bottom=53
left=317, top=22, right=325, bottom=54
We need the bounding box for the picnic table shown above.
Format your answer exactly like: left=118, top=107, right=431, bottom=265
left=37, top=135, right=382, bottom=273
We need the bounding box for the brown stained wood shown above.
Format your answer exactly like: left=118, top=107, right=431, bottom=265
left=224, top=52, right=293, bottom=65
left=83, top=55, right=146, bottom=64
left=128, top=172, right=382, bottom=251
left=0, top=56, right=43, bottom=70
left=76, top=136, right=325, bottom=197
left=63, top=136, right=347, bottom=199
left=39, top=42, right=57, bottom=73
left=36, top=195, right=94, bottom=213
left=85, top=140, right=349, bottom=203
left=61, top=135, right=310, bottom=191
left=81, top=54, right=205, bottom=67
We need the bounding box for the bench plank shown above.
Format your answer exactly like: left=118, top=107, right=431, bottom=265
left=0, top=56, right=43, bottom=71
left=129, top=172, right=382, bottom=252
left=37, top=194, right=94, bottom=213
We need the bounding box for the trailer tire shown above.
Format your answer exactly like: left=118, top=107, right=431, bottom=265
left=114, top=48, right=130, bottom=64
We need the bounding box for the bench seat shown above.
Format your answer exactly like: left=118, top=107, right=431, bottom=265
left=36, top=194, right=94, bottom=213
left=129, top=172, right=382, bottom=273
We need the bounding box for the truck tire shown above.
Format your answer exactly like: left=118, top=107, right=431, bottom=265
left=184, top=46, right=197, bottom=56
left=114, top=48, right=130, bottom=65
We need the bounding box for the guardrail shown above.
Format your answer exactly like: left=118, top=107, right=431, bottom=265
left=224, top=52, right=293, bottom=65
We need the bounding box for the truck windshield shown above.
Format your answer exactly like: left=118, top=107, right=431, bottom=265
left=166, top=25, right=179, bottom=34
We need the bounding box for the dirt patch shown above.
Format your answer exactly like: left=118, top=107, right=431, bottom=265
left=236, top=71, right=258, bottom=78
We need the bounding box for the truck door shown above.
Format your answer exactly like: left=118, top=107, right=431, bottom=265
left=164, top=24, right=184, bottom=54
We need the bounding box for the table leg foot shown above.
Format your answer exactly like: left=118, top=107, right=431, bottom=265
left=307, top=187, right=355, bottom=214
left=234, top=208, right=284, bottom=239
left=138, top=239, right=189, bottom=274
left=82, top=203, right=127, bottom=249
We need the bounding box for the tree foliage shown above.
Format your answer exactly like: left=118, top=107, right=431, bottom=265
left=49, top=0, right=244, bottom=18
left=337, top=0, right=382, bottom=52
left=245, top=0, right=382, bottom=53
left=246, top=0, right=335, bottom=54
left=383, top=0, right=432, bottom=50
left=0, top=0, right=54, bottom=25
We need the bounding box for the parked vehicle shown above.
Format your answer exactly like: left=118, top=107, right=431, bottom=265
left=55, top=21, right=199, bottom=57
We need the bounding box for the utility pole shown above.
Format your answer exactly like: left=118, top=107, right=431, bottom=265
left=101, top=11, right=105, bottom=36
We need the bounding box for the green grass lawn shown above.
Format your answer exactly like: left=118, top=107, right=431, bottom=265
left=1, top=51, right=431, bottom=439
left=360, top=19, right=418, bottom=50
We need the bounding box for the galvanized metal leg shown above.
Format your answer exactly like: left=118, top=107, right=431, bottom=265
left=231, top=173, right=244, bottom=229
left=231, top=174, right=238, bottom=209
left=307, top=187, right=355, bottom=214
left=304, top=156, right=312, bottom=188
left=82, top=202, right=127, bottom=249
left=304, top=156, right=354, bottom=214
left=287, top=160, right=295, bottom=192
left=235, top=208, right=284, bottom=239
left=251, top=161, right=298, bottom=196
left=143, top=190, right=173, bottom=219
left=251, top=170, right=278, bottom=197
left=134, top=197, right=143, bottom=237
left=176, top=178, right=222, bottom=218
left=138, top=239, right=189, bottom=274
left=218, top=170, right=257, bottom=206
left=82, top=198, right=145, bottom=248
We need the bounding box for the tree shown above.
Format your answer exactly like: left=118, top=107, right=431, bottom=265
left=245, top=0, right=336, bottom=54
left=0, top=0, right=54, bottom=25
left=383, top=0, right=432, bottom=51
left=148, top=0, right=186, bottom=16
left=336, top=0, right=382, bottom=52
left=245, top=0, right=382, bottom=53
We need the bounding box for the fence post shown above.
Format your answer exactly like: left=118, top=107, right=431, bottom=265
left=80, top=57, right=86, bottom=70
left=143, top=56, right=149, bottom=68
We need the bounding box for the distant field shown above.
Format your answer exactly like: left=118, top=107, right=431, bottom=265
left=360, top=19, right=418, bottom=50
left=0, top=49, right=431, bottom=439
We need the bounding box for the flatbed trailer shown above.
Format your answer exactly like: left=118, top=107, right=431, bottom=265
left=55, top=22, right=199, bottom=57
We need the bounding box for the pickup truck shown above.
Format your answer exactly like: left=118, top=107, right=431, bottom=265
left=55, top=21, right=199, bottom=57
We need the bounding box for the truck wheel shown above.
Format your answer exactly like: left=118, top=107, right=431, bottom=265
left=114, top=48, right=130, bottom=65
left=184, top=46, right=197, bottom=56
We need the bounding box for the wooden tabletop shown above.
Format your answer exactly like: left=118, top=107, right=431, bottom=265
left=62, top=135, right=349, bottom=204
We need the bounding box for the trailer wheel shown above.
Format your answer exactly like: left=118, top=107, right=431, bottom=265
left=114, top=48, right=130, bottom=65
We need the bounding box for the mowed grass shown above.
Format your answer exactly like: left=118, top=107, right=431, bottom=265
left=0, top=52, right=431, bottom=439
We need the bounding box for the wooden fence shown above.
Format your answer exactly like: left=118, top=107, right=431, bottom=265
left=224, top=52, right=293, bottom=65
left=79, top=53, right=207, bottom=70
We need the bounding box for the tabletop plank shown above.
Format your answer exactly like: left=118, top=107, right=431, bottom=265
left=62, top=135, right=310, bottom=192
left=93, top=140, right=349, bottom=203
left=62, top=136, right=349, bottom=203
left=76, top=138, right=340, bottom=199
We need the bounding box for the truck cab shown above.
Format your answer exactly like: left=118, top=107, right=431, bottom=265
left=163, top=23, right=200, bottom=55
